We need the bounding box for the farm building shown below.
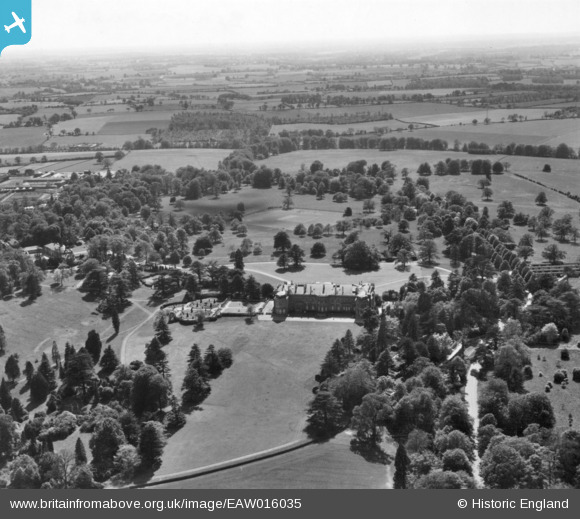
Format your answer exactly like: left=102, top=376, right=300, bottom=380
left=273, top=281, right=376, bottom=323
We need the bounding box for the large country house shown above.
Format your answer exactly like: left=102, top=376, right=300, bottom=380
left=272, top=281, right=376, bottom=323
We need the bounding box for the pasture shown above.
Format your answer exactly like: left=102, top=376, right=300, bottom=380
left=257, top=149, right=498, bottom=172
left=423, top=165, right=580, bottom=263
left=0, top=114, right=20, bottom=126
left=0, top=127, right=47, bottom=149
left=525, top=348, right=580, bottom=429
left=257, top=148, right=580, bottom=266
left=401, top=107, right=552, bottom=126
left=47, top=133, right=152, bottom=149
left=156, top=432, right=391, bottom=489
left=269, top=120, right=420, bottom=135
left=52, top=110, right=179, bottom=136
left=125, top=319, right=356, bottom=478
left=408, top=118, right=580, bottom=148
left=115, top=148, right=231, bottom=172
left=0, top=284, right=155, bottom=380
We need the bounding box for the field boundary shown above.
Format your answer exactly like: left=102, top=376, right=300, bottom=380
left=129, top=438, right=314, bottom=488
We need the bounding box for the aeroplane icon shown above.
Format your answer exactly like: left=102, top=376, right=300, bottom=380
left=4, top=12, right=26, bottom=34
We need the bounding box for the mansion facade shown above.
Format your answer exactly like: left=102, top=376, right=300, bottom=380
left=272, top=281, right=376, bottom=323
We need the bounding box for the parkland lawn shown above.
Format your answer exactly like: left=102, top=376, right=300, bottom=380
left=125, top=318, right=355, bottom=478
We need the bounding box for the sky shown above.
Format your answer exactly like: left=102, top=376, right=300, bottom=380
left=3, top=0, right=580, bottom=57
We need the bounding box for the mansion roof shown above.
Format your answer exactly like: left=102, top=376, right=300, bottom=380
left=275, top=282, right=374, bottom=298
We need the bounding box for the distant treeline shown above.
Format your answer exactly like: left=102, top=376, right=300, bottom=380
left=467, top=141, right=578, bottom=159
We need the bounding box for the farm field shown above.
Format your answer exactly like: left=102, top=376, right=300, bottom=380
left=257, top=149, right=499, bottom=172
left=503, top=155, right=580, bottom=194
left=525, top=348, right=580, bottom=429
left=46, top=133, right=152, bottom=148
left=0, top=127, right=47, bottom=149
left=0, top=150, right=115, bottom=162
left=115, top=148, right=232, bottom=171
left=401, top=107, right=553, bottom=126
left=124, top=318, right=355, bottom=478
left=408, top=118, right=580, bottom=147
left=52, top=110, right=179, bottom=136
left=0, top=114, right=20, bottom=125
left=269, top=120, right=421, bottom=134
left=156, top=431, right=391, bottom=489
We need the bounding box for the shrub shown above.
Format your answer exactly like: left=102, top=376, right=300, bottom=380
left=523, top=365, right=533, bottom=380
left=39, top=411, right=77, bottom=442
left=561, top=328, right=570, bottom=343
left=561, top=349, right=570, bottom=361
left=541, top=323, right=559, bottom=345
left=572, top=368, right=580, bottom=382
left=554, top=371, right=566, bottom=384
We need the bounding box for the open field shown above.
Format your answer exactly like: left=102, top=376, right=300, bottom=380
left=0, top=284, right=156, bottom=388
left=0, top=127, right=47, bottom=149
left=525, top=348, right=580, bottom=429
left=0, top=114, right=20, bottom=126
left=257, top=149, right=500, bottom=172
left=156, top=432, right=391, bottom=489
left=53, top=111, right=179, bottom=136
left=270, top=120, right=422, bottom=135
left=0, top=150, right=116, bottom=163
left=46, top=133, right=152, bottom=148
left=124, top=318, right=355, bottom=478
left=408, top=118, right=580, bottom=147
left=504, top=156, right=580, bottom=194
left=115, top=148, right=232, bottom=171
left=402, top=108, right=555, bottom=126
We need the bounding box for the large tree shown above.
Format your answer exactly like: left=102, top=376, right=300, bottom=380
left=65, top=348, right=95, bottom=401
left=394, top=444, right=410, bottom=489
left=343, top=240, right=381, bottom=271
left=273, top=231, right=291, bottom=252
left=4, top=354, right=20, bottom=383
left=139, top=421, right=166, bottom=470
left=89, top=417, right=126, bottom=480
left=181, top=365, right=210, bottom=405
left=288, top=244, right=305, bottom=268
left=85, top=330, right=102, bottom=364
left=351, top=393, right=392, bottom=445
left=305, top=391, right=344, bottom=439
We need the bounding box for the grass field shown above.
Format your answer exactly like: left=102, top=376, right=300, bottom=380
left=402, top=108, right=553, bottom=126
left=257, top=149, right=500, bottom=172
left=156, top=432, right=391, bottom=489
left=123, top=318, right=355, bottom=478
left=0, top=127, right=47, bottom=149
left=408, top=118, right=580, bottom=147
left=115, top=148, right=232, bottom=172
left=256, top=149, right=580, bottom=265
left=525, top=348, right=580, bottom=429
left=423, top=164, right=580, bottom=263
left=0, top=284, right=155, bottom=395
left=53, top=111, right=179, bottom=136
left=270, top=120, right=420, bottom=135
left=504, top=156, right=580, bottom=194
left=0, top=151, right=116, bottom=164
left=47, top=133, right=152, bottom=148
left=0, top=114, right=20, bottom=126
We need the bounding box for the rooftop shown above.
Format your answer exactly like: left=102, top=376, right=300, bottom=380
left=276, top=282, right=374, bottom=298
